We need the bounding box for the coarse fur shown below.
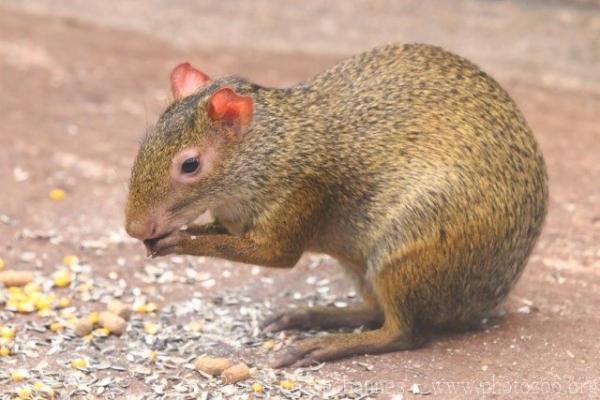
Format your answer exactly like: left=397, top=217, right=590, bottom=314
left=126, top=43, right=548, bottom=366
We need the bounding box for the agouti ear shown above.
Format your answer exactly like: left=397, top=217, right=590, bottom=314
left=170, top=62, right=210, bottom=99
left=207, top=87, right=253, bottom=138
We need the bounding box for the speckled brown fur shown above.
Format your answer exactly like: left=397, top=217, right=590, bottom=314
left=126, top=44, right=548, bottom=367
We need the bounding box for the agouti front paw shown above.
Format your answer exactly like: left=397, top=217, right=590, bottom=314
left=144, top=231, right=190, bottom=258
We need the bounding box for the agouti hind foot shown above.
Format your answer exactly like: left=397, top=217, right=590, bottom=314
left=269, top=325, right=425, bottom=368
left=262, top=305, right=384, bottom=333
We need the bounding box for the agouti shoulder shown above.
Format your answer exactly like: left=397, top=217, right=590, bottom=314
left=126, top=43, right=548, bottom=367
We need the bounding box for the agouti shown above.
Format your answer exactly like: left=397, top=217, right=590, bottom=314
left=125, top=44, right=548, bottom=368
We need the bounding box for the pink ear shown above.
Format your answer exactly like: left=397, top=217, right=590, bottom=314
left=170, top=62, right=210, bottom=99
left=207, top=88, right=253, bottom=135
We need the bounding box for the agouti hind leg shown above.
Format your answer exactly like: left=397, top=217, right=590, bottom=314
left=262, top=274, right=383, bottom=332
left=270, top=259, right=425, bottom=367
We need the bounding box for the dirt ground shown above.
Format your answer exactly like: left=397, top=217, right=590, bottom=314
left=0, top=1, right=599, bottom=399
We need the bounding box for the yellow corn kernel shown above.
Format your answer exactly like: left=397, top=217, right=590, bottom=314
left=0, top=257, right=5, bottom=270
left=48, top=188, right=66, bottom=201
left=147, top=350, right=158, bottom=362
left=57, top=297, right=70, bottom=308
left=144, top=321, right=159, bottom=335
left=41, top=387, right=55, bottom=399
left=70, top=358, right=88, bottom=369
left=82, top=334, right=93, bottom=343
left=18, top=301, right=36, bottom=313
left=0, top=347, right=11, bottom=356
left=280, top=380, right=296, bottom=390
left=10, top=369, right=29, bottom=382
left=8, top=290, right=28, bottom=302
left=251, top=382, right=264, bottom=393
left=52, top=269, right=72, bottom=288
left=0, top=326, right=16, bottom=339
left=60, top=310, right=75, bottom=319
left=93, top=327, right=110, bottom=337
left=49, top=322, right=62, bottom=333
left=37, top=308, right=53, bottom=318
left=63, top=255, right=79, bottom=266
left=23, top=282, right=41, bottom=294
left=66, top=318, right=78, bottom=329
left=28, top=292, right=42, bottom=303
left=17, top=386, right=32, bottom=399
left=188, top=321, right=203, bottom=332
left=6, top=299, right=19, bottom=311
left=133, top=303, right=147, bottom=313
left=34, top=296, right=52, bottom=311
left=88, top=312, right=100, bottom=325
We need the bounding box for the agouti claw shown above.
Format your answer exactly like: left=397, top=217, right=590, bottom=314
left=261, top=311, right=306, bottom=333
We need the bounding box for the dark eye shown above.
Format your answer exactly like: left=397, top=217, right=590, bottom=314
left=181, top=157, right=199, bottom=174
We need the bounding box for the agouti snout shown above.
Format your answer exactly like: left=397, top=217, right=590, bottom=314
left=126, top=44, right=548, bottom=367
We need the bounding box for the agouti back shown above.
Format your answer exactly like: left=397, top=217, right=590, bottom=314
left=126, top=44, right=548, bottom=367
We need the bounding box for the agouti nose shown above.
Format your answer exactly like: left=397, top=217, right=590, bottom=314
left=126, top=219, right=158, bottom=240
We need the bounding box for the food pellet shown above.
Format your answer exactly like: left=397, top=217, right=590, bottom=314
left=221, top=362, right=250, bottom=384
left=194, top=357, right=232, bottom=376
left=107, top=299, right=131, bottom=320
left=0, top=270, right=34, bottom=287
left=74, top=318, right=94, bottom=337
left=99, top=311, right=127, bottom=335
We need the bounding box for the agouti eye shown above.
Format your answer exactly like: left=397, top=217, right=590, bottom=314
left=181, top=157, right=199, bottom=174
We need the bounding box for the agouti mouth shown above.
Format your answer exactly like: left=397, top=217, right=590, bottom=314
left=143, top=233, right=170, bottom=257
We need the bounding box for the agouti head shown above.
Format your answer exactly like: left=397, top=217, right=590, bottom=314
left=125, top=63, right=254, bottom=241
